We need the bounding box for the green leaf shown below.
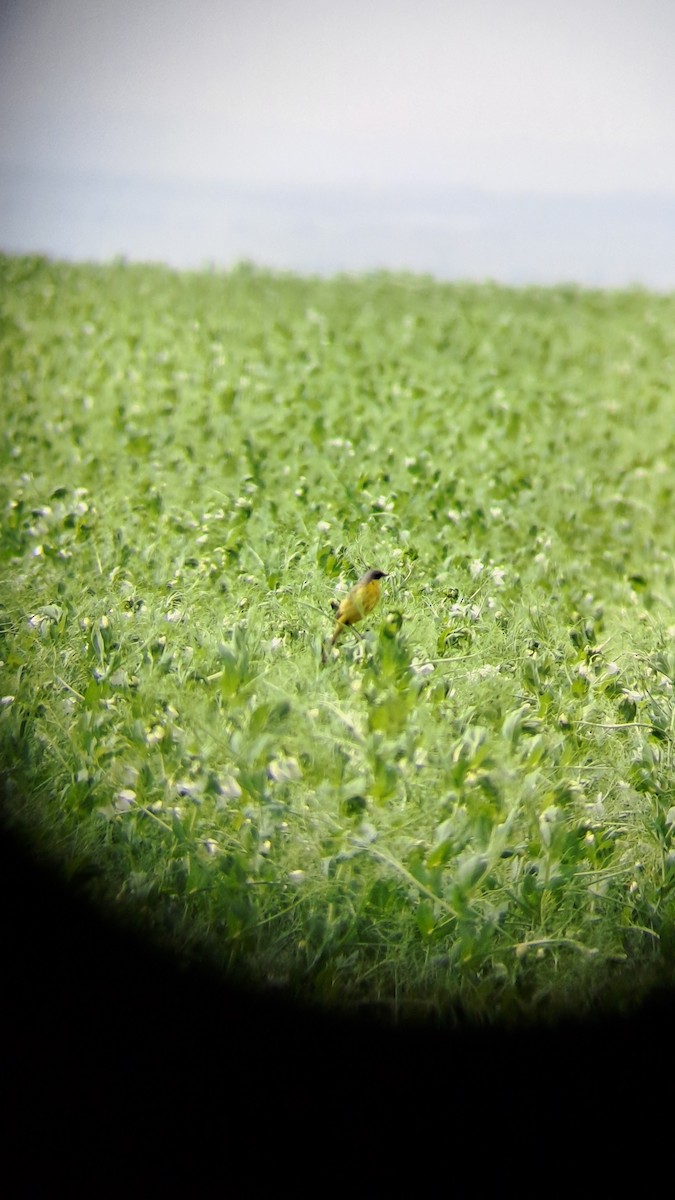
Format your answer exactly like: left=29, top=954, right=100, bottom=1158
left=455, top=853, right=489, bottom=890
left=415, top=900, right=435, bottom=937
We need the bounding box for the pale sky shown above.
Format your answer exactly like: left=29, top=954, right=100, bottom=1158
left=2, top=0, right=675, bottom=193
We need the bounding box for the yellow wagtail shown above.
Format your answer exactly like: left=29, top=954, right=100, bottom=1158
left=328, top=568, right=388, bottom=649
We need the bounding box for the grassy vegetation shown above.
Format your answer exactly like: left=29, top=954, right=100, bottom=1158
left=1, top=252, right=674, bottom=1022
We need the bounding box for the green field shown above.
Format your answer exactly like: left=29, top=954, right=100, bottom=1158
left=1, top=252, right=674, bottom=1022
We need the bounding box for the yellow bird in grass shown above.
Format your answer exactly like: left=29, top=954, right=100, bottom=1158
left=327, top=568, right=388, bottom=650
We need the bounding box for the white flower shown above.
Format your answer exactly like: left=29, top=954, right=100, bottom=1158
left=114, top=789, right=136, bottom=812
left=268, top=757, right=302, bottom=784
left=467, top=664, right=500, bottom=683
left=219, top=776, right=242, bottom=800
left=410, top=660, right=435, bottom=677
left=175, top=779, right=204, bottom=801
left=373, top=494, right=394, bottom=512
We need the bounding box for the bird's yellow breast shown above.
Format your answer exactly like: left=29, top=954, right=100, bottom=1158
left=336, top=578, right=381, bottom=626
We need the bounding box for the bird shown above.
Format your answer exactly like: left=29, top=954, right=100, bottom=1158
left=327, top=568, right=388, bottom=651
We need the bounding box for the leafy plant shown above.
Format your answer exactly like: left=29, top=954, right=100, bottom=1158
left=1, top=253, right=675, bottom=1022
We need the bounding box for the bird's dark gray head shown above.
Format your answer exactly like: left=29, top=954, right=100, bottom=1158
left=362, top=569, right=388, bottom=582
